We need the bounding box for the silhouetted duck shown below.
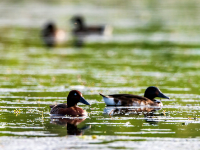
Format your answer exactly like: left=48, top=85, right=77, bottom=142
left=41, top=21, right=66, bottom=47
left=71, top=16, right=112, bottom=36
left=100, top=86, right=169, bottom=106
left=50, top=90, right=90, bottom=116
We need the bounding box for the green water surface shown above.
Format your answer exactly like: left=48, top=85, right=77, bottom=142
left=0, top=0, right=200, bottom=141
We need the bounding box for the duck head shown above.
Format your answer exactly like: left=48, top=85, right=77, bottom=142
left=67, top=90, right=90, bottom=107
left=144, top=86, right=169, bottom=100
left=45, top=22, right=56, bottom=33
left=71, top=16, right=85, bottom=30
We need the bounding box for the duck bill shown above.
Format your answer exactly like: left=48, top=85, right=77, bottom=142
left=79, top=97, right=90, bottom=105
left=158, top=92, right=170, bottom=99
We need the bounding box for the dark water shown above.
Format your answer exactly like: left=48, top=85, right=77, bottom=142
left=0, top=0, right=200, bottom=149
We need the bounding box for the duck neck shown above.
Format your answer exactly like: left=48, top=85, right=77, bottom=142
left=77, top=20, right=85, bottom=30
left=67, top=100, right=77, bottom=107
left=144, top=94, right=155, bottom=101
left=77, top=24, right=85, bottom=30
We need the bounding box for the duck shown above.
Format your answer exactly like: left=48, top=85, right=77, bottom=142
left=99, top=86, right=169, bottom=106
left=41, top=21, right=66, bottom=47
left=71, top=15, right=112, bottom=37
left=50, top=90, right=90, bottom=116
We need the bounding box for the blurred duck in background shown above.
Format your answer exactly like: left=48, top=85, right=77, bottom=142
left=71, top=15, right=113, bottom=47
left=71, top=15, right=112, bottom=36
left=41, top=21, right=66, bottom=47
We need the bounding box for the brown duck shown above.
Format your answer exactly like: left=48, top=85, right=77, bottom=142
left=50, top=90, right=90, bottom=116
left=100, top=86, right=169, bottom=106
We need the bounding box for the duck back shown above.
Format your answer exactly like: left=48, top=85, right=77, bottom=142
left=109, top=94, right=152, bottom=106
left=50, top=104, right=87, bottom=116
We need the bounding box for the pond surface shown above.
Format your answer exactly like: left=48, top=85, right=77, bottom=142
left=0, top=0, right=200, bottom=149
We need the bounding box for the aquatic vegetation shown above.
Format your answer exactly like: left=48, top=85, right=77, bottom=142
left=13, top=108, right=21, bottom=116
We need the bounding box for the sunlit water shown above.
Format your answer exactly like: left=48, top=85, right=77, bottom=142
left=1, top=0, right=200, bottom=149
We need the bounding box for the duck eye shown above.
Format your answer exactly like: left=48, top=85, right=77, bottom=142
left=74, top=93, right=77, bottom=96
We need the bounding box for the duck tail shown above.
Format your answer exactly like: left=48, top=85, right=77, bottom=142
left=49, top=105, right=55, bottom=108
left=99, top=93, right=107, bottom=97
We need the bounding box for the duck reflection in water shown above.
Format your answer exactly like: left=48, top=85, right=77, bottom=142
left=104, top=106, right=164, bottom=124
left=50, top=117, right=90, bottom=135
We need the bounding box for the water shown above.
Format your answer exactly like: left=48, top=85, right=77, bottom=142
left=1, top=0, right=200, bottom=149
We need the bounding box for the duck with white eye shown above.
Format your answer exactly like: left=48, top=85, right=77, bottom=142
left=50, top=90, right=90, bottom=116
left=99, top=86, right=169, bottom=107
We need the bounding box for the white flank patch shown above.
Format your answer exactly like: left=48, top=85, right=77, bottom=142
left=82, top=111, right=88, bottom=116
left=140, top=102, right=146, bottom=106
left=154, top=100, right=163, bottom=107
left=132, top=101, right=140, bottom=106
left=103, top=25, right=113, bottom=36
left=103, top=97, right=121, bottom=106
left=55, top=29, right=66, bottom=43
left=159, top=102, right=163, bottom=107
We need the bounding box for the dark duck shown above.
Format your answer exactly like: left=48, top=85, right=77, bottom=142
left=71, top=15, right=112, bottom=36
left=41, top=21, right=66, bottom=47
left=100, top=86, right=169, bottom=106
left=50, top=90, right=90, bottom=116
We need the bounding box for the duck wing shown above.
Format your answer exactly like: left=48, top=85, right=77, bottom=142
left=108, top=94, right=150, bottom=106
left=50, top=104, right=87, bottom=116
left=109, top=94, right=148, bottom=100
left=50, top=104, right=68, bottom=114
left=50, top=103, right=67, bottom=108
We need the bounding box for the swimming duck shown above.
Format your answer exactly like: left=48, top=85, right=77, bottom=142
left=41, top=21, right=66, bottom=47
left=100, top=86, right=169, bottom=106
left=71, top=15, right=112, bottom=36
left=50, top=90, right=90, bottom=116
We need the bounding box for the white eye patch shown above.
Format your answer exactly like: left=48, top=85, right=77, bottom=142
left=74, top=93, right=77, bottom=96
